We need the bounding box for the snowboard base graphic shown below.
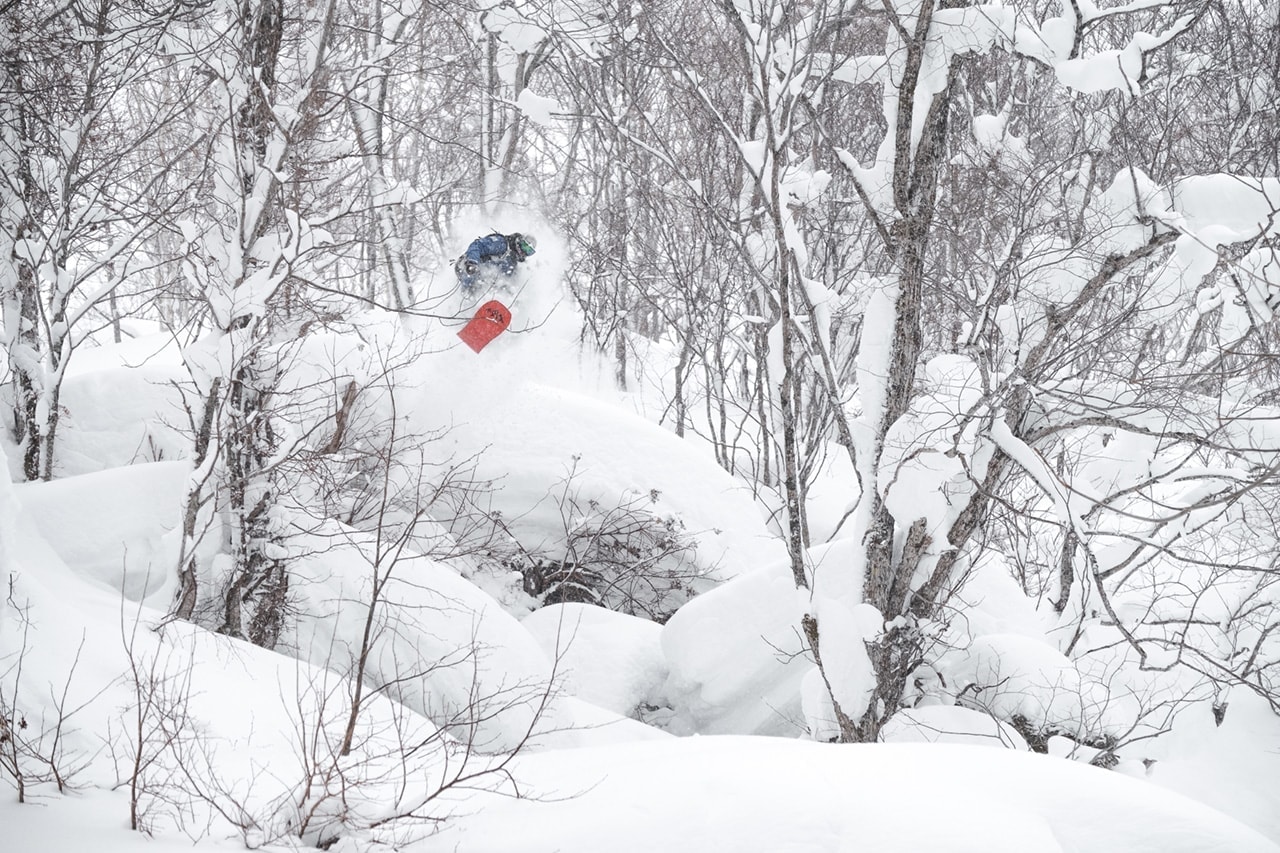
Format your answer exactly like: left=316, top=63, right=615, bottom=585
left=457, top=300, right=512, bottom=353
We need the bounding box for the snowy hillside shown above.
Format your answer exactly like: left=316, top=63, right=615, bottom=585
left=4, top=261, right=1280, bottom=852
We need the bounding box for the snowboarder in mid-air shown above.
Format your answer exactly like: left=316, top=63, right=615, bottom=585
left=455, top=232, right=536, bottom=294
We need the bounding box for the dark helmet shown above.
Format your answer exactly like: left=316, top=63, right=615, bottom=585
left=515, top=233, right=536, bottom=258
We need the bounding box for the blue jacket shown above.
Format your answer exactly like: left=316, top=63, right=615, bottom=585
left=465, top=234, right=517, bottom=267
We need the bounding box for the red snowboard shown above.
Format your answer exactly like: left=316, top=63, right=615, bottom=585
left=457, top=299, right=512, bottom=353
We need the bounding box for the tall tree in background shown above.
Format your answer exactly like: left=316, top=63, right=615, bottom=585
left=551, top=0, right=661, bottom=390
left=339, top=1, right=429, bottom=311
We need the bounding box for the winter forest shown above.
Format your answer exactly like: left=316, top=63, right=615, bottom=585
left=4, top=0, right=1280, bottom=849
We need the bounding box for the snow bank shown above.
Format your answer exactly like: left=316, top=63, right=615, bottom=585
left=948, top=552, right=1055, bottom=639
left=284, top=521, right=564, bottom=753
left=280, top=519, right=664, bottom=753
left=0, top=455, right=447, bottom=843
left=420, top=737, right=1280, bottom=853
left=5, top=789, right=246, bottom=853
left=67, top=320, right=185, bottom=375
left=951, top=633, right=1115, bottom=738
left=1143, top=690, right=1280, bottom=841
left=662, top=535, right=894, bottom=737
left=0, top=445, right=158, bottom=780
left=881, top=705, right=1028, bottom=750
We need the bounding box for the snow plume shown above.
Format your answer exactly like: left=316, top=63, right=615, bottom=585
left=431, top=203, right=571, bottom=322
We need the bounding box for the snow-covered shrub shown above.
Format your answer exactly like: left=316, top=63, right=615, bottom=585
left=490, top=481, right=710, bottom=622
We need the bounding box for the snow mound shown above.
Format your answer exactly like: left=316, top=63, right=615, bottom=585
left=416, top=371, right=784, bottom=583
left=951, top=633, right=1114, bottom=737
left=661, top=555, right=808, bottom=736
left=522, top=603, right=667, bottom=717
left=55, top=364, right=189, bottom=476
left=881, top=705, right=1029, bottom=750
left=285, top=521, right=565, bottom=753
left=15, top=461, right=186, bottom=601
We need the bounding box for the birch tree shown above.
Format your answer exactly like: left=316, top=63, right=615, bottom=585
left=171, top=0, right=338, bottom=647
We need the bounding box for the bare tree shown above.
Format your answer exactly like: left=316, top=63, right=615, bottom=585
left=1, top=592, right=93, bottom=802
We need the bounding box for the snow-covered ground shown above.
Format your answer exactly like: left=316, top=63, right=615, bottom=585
left=4, top=260, right=1280, bottom=853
